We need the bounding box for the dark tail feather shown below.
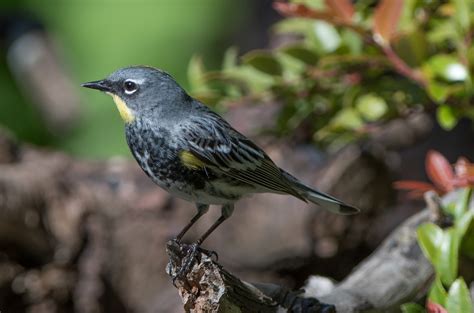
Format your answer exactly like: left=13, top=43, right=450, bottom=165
left=298, top=184, right=359, bottom=215
left=282, top=171, right=359, bottom=215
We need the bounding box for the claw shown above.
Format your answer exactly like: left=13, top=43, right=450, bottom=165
left=170, top=243, right=219, bottom=287
left=198, top=247, right=219, bottom=261
left=171, top=243, right=201, bottom=283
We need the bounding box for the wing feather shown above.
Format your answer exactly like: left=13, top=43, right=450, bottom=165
left=179, top=114, right=304, bottom=200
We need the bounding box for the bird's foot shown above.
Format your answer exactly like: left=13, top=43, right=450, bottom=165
left=195, top=245, right=219, bottom=262
left=169, top=238, right=218, bottom=262
left=172, top=243, right=200, bottom=285
left=169, top=241, right=218, bottom=287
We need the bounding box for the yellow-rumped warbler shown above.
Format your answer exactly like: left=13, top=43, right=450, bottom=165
left=82, top=66, right=359, bottom=246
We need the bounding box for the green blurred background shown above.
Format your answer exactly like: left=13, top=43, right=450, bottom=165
left=0, top=0, right=260, bottom=157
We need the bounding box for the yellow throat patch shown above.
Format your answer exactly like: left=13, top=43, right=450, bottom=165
left=180, top=151, right=206, bottom=170
left=107, top=93, right=135, bottom=123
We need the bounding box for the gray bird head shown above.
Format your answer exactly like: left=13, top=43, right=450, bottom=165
left=82, top=66, right=189, bottom=123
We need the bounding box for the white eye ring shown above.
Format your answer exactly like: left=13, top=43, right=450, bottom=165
left=124, top=80, right=138, bottom=95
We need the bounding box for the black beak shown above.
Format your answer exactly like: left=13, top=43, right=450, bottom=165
left=81, top=79, right=111, bottom=92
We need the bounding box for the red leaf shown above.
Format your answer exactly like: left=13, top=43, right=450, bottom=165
left=393, top=180, right=438, bottom=199
left=393, top=181, right=436, bottom=192
left=426, top=300, right=448, bottom=313
left=273, top=2, right=299, bottom=16
left=325, top=0, right=354, bottom=22
left=273, top=2, right=334, bottom=22
left=274, top=2, right=312, bottom=17
left=406, top=190, right=428, bottom=199
left=452, top=178, right=474, bottom=188
left=426, top=150, right=454, bottom=193
left=373, top=0, right=404, bottom=45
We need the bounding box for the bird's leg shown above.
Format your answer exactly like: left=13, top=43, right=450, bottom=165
left=174, top=204, right=234, bottom=282
left=196, top=203, right=234, bottom=245
left=175, top=203, right=209, bottom=242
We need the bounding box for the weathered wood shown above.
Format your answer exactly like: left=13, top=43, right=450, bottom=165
left=317, top=210, right=432, bottom=312
left=166, top=240, right=336, bottom=313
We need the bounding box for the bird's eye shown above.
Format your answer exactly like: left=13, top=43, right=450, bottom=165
left=123, top=80, right=138, bottom=94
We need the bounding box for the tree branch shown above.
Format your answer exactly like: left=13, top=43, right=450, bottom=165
left=166, top=240, right=336, bottom=313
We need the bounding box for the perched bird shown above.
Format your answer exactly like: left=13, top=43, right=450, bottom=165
left=82, top=66, right=359, bottom=248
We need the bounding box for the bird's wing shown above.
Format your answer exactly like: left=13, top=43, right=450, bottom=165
left=178, top=113, right=304, bottom=200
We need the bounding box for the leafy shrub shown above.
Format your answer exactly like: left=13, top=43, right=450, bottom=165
left=188, top=0, right=474, bottom=150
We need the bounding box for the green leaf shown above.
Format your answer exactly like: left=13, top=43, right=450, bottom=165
left=273, top=18, right=313, bottom=35
left=437, top=105, right=458, bottom=130
left=461, top=219, right=474, bottom=258
left=331, top=108, right=363, bottom=130
left=187, top=55, right=207, bottom=91
left=427, top=20, right=458, bottom=45
left=222, top=46, right=238, bottom=70
left=425, top=55, right=468, bottom=82
left=426, top=81, right=450, bottom=103
left=277, top=53, right=306, bottom=76
left=457, top=210, right=473, bottom=239
left=401, top=303, right=426, bottom=313
left=355, top=94, right=388, bottom=121
left=399, top=0, right=418, bottom=32
left=428, top=276, right=448, bottom=307
left=312, top=21, right=341, bottom=52
left=453, top=0, right=470, bottom=34
left=242, top=51, right=283, bottom=76
left=224, top=66, right=274, bottom=93
left=282, top=44, right=319, bottom=65
left=444, top=202, right=457, bottom=217
left=393, top=30, right=428, bottom=67
left=446, top=278, right=473, bottom=313
left=341, top=29, right=362, bottom=54
left=437, top=228, right=460, bottom=285
left=417, top=223, right=444, bottom=264
left=452, top=187, right=472, bottom=220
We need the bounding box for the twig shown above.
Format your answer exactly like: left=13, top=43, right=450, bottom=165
left=381, top=45, right=427, bottom=87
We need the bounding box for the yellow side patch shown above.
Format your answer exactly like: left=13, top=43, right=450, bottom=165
left=180, top=151, right=205, bottom=170
left=107, top=92, right=135, bottom=123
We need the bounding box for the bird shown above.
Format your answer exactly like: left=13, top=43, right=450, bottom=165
left=82, top=66, right=359, bottom=253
